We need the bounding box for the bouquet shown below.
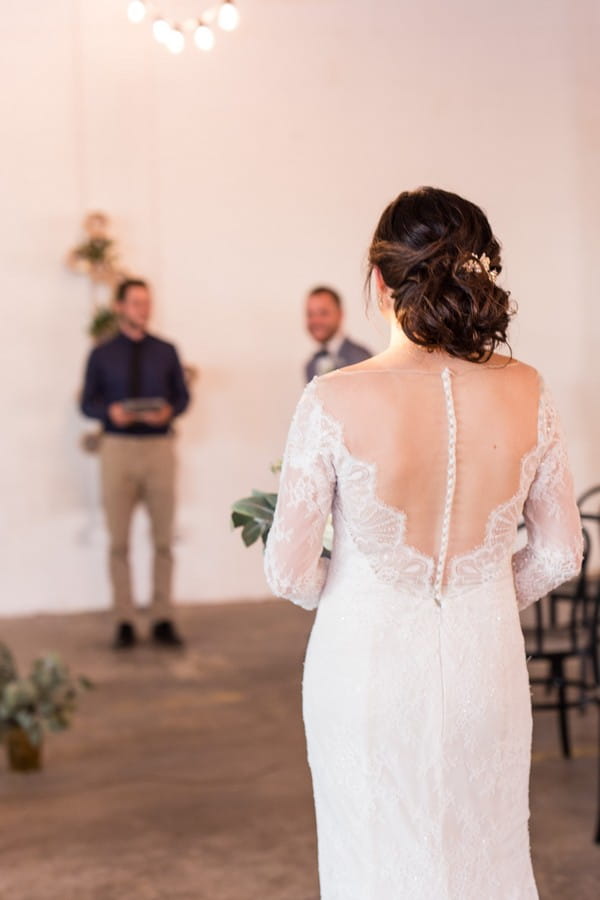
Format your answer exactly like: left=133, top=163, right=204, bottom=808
left=231, top=462, right=333, bottom=558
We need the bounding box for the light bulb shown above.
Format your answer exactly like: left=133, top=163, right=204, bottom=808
left=153, top=18, right=171, bottom=44
left=166, top=28, right=185, bottom=54
left=127, top=1, right=146, bottom=24
left=194, top=23, right=215, bottom=51
left=217, top=1, right=240, bottom=32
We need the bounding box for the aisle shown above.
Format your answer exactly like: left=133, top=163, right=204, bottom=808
left=0, top=603, right=597, bottom=899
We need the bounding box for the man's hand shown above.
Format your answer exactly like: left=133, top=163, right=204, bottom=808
left=108, top=403, right=135, bottom=427
left=139, top=404, right=174, bottom=427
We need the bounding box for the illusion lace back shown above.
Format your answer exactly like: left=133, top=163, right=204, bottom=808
left=264, top=361, right=582, bottom=900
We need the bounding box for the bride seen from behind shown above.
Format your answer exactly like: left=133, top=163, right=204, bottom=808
left=264, top=187, right=583, bottom=899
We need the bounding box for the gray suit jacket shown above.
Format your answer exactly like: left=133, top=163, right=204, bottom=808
left=305, top=337, right=372, bottom=383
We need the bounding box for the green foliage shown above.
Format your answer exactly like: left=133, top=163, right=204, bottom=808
left=76, top=237, right=113, bottom=263
left=0, top=644, right=92, bottom=747
left=0, top=643, right=17, bottom=689
left=231, top=487, right=332, bottom=559
left=89, top=306, right=119, bottom=341
left=231, top=490, right=278, bottom=548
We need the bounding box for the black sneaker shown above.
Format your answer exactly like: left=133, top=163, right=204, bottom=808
left=113, top=621, right=137, bottom=650
left=151, top=619, right=184, bottom=647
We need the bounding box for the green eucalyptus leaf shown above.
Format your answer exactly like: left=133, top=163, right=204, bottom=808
left=232, top=497, right=274, bottom=522
left=251, top=489, right=278, bottom=505
left=231, top=510, right=251, bottom=529
left=241, top=519, right=264, bottom=547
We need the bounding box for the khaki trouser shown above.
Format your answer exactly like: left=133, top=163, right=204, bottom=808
left=100, top=434, right=176, bottom=623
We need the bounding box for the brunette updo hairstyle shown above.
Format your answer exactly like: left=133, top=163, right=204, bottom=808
left=368, top=187, right=513, bottom=362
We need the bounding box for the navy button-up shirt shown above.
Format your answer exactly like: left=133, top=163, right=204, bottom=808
left=81, top=332, right=190, bottom=435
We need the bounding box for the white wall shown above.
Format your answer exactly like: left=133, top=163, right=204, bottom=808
left=0, top=0, right=598, bottom=617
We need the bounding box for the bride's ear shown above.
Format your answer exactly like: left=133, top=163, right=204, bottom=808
left=373, top=266, right=392, bottom=313
left=374, top=266, right=385, bottom=293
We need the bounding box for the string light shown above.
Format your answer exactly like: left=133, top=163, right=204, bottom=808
left=194, top=22, right=216, bottom=52
left=127, top=3, right=241, bottom=53
left=152, top=17, right=171, bottom=44
left=166, top=27, right=185, bottom=54
left=127, top=1, right=147, bottom=23
left=217, top=0, right=240, bottom=31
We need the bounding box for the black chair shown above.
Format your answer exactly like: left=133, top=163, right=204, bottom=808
left=542, top=520, right=599, bottom=698
left=520, top=519, right=600, bottom=844
left=578, top=484, right=600, bottom=524
left=548, top=486, right=600, bottom=631
left=577, top=487, right=600, bottom=640
left=524, top=527, right=597, bottom=759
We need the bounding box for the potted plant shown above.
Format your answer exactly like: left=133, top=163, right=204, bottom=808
left=0, top=643, right=91, bottom=772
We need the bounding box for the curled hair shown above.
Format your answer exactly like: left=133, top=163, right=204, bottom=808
left=367, top=187, right=514, bottom=362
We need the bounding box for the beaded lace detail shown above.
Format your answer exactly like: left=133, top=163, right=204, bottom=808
left=434, top=369, right=457, bottom=604
left=264, top=372, right=582, bottom=612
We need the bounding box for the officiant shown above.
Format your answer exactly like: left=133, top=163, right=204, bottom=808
left=80, top=278, right=189, bottom=650
left=304, top=285, right=372, bottom=382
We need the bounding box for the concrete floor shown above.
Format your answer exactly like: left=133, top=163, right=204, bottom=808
left=0, top=602, right=598, bottom=900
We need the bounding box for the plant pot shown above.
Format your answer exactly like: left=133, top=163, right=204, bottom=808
left=6, top=726, right=42, bottom=772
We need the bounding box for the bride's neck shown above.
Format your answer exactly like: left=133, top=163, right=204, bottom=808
left=385, top=318, right=448, bottom=366
left=388, top=319, right=414, bottom=352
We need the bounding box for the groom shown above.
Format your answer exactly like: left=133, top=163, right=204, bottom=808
left=305, top=285, right=372, bottom=382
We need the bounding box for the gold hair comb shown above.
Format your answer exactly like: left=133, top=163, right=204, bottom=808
left=461, top=253, right=499, bottom=284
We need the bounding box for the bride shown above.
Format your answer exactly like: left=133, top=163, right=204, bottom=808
left=264, top=187, right=582, bottom=899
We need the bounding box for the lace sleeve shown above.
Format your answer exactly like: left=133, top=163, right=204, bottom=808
left=264, top=381, right=336, bottom=610
left=512, top=384, right=583, bottom=611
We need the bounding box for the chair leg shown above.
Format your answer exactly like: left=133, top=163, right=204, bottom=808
left=579, top=656, right=589, bottom=714
left=593, top=635, right=600, bottom=687
left=595, top=699, right=600, bottom=844
left=552, top=658, right=571, bottom=759
left=544, top=659, right=554, bottom=696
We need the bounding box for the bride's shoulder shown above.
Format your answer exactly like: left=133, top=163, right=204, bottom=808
left=487, top=352, right=540, bottom=384
left=318, top=353, right=389, bottom=384
left=314, top=362, right=378, bottom=396
left=308, top=366, right=379, bottom=423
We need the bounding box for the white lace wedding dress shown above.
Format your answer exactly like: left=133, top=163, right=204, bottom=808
left=264, top=358, right=582, bottom=900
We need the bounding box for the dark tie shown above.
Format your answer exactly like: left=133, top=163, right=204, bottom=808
left=129, top=340, right=143, bottom=398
